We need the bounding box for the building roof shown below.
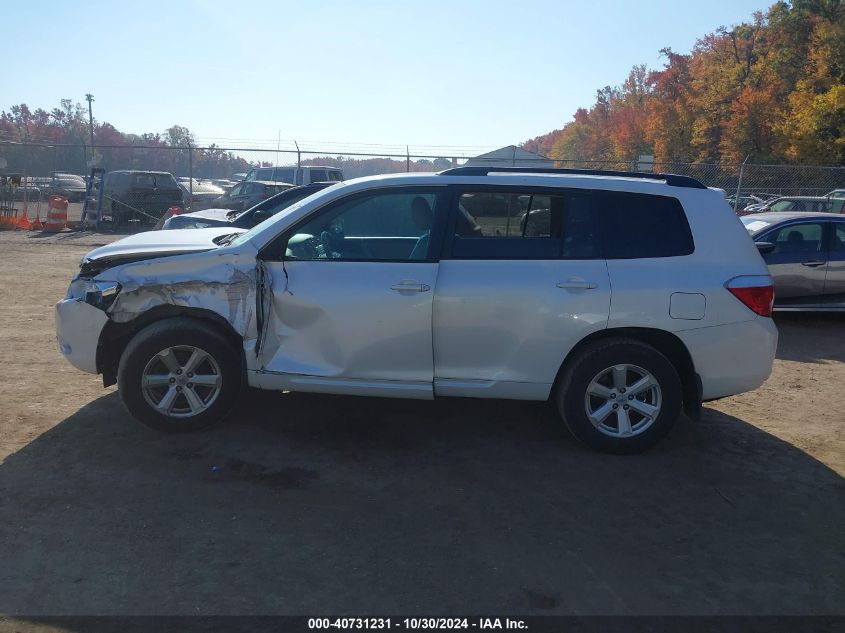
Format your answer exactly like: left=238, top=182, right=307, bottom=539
left=464, top=145, right=554, bottom=168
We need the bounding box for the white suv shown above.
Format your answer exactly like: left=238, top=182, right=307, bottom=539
left=55, top=167, right=778, bottom=453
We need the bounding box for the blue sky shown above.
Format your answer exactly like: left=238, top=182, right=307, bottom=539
left=5, top=0, right=767, bottom=153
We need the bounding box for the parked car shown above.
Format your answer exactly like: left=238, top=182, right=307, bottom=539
left=55, top=167, right=777, bottom=454
left=101, top=170, right=183, bottom=227
left=177, top=179, right=225, bottom=212
left=211, top=179, right=236, bottom=191
left=728, top=194, right=767, bottom=211
left=163, top=182, right=335, bottom=230
left=48, top=174, right=87, bottom=202
left=209, top=180, right=292, bottom=213
left=3, top=175, right=44, bottom=201
left=244, top=165, right=344, bottom=185
left=741, top=211, right=845, bottom=311
left=740, top=195, right=844, bottom=216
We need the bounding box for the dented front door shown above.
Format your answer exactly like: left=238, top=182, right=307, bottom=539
left=260, top=260, right=438, bottom=386
left=256, top=188, right=446, bottom=394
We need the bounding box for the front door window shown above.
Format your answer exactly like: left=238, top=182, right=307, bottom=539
left=285, top=190, right=442, bottom=261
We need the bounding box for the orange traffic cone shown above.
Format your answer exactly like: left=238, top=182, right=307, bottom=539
left=16, top=208, right=32, bottom=230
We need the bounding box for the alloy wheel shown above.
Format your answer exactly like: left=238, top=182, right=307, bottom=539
left=584, top=364, right=662, bottom=437
left=141, top=345, right=222, bottom=418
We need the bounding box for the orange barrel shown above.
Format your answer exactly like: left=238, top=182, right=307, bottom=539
left=44, top=195, right=69, bottom=232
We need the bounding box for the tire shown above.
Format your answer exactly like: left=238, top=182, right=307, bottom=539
left=111, top=201, right=125, bottom=228
left=556, top=338, right=682, bottom=454
left=117, top=317, right=242, bottom=432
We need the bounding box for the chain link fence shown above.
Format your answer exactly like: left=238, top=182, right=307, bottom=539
left=1, top=140, right=844, bottom=228
left=552, top=159, right=845, bottom=200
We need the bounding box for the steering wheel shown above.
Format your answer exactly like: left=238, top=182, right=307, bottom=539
left=319, top=231, right=333, bottom=258
left=302, top=236, right=321, bottom=258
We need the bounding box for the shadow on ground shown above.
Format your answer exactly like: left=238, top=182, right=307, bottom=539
left=26, top=229, right=133, bottom=242
left=774, top=312, right=845, bottom=363
left=0, top=388, right=842, bottom=616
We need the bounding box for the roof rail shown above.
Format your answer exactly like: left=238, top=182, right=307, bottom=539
left=437, top=166, right=707, bottom=189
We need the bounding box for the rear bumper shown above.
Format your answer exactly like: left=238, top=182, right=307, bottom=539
left=55, top=299, right=108, bottom=374
left=677, top=317, right=778, bottom=400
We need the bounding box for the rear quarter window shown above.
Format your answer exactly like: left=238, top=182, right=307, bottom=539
left=597, top=191, right=694, bottom=259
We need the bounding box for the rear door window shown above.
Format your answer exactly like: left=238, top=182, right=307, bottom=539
left=597, top=191, right=693, bottom=259
left=448, top=189, right=597, bottom=259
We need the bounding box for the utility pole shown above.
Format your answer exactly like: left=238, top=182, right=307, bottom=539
left=84, top=93, right=95, bottom=151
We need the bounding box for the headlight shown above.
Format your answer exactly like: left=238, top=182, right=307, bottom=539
left=67, top=279, right=121, bottom=311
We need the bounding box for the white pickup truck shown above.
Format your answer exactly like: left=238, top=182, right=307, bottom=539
left=244, top=165, right=343, bottom=185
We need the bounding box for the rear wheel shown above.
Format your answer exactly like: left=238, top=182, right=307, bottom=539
left=556, top=338, right=682, bottom=454
left=111, top=200, right=126, bottom=228
left=117, top=318, right=242, bottom=432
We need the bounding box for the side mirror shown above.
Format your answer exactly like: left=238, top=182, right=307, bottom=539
left=755, top=241, right=776, bottom=254
left=251, top=210, right=270, bottom=226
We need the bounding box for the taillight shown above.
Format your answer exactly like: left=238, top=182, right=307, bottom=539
left=725, top=276, right=775, bottom=317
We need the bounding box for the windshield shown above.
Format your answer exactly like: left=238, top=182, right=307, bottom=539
left=229, top=186, right=339, bottom=247
left=180, top=180, right=223, bottom=193
left=129, top=173, right=178, bottom=189
left=769, top=200, right=793, bottom=212
left=740, top=217, right=773, bottom=234
left=229, top=200, right=307, bottom=247
left=267, top=188, right=321, bottom=213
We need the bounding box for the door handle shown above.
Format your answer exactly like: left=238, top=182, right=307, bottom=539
left=802, top=260, right=826, bottom=267
left=557, top=279, right=598, bottom=290
left=390, top=280, right=431, bottom=293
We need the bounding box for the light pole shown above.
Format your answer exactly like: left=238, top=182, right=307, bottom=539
left=84, top=93, right=95, bottom=161
left=734, top=154, right=751, bottom=212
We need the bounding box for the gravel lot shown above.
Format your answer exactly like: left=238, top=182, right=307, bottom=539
left=0, top=229, right=842, bottom=616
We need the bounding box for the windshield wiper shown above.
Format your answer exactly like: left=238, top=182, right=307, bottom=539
left=213, top=232, right=240, bottom=246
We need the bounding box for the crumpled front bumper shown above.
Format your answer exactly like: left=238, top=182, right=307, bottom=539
left=55, top=298, right=109, bottom=374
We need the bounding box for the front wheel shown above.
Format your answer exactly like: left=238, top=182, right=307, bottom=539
left=556, top=338, right=682, bottom=454
left=117, top=318, right=242, bottom=432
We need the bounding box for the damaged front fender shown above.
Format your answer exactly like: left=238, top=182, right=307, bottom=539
left=105, top=250, right=260, bottom=342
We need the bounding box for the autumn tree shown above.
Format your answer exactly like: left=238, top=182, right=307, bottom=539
left=523, top=0, right=845, bottom=166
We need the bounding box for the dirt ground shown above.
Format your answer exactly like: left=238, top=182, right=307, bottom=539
left=0, top=229, right=842, bottom=616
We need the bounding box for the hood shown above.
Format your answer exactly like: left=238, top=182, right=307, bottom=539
left=80, top=227, right=245, bottom=277
left=178, top=208, right=238, bottom=222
